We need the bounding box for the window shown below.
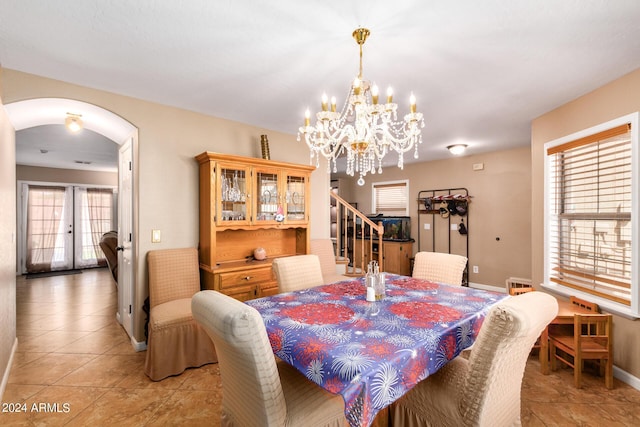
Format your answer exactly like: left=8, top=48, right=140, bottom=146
left=544, top=113, right=639, bottom=318
left=372, top=180, right=409, bottom=215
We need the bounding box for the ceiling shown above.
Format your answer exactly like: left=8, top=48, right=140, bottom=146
left=2, top=1, right=640, bottom=172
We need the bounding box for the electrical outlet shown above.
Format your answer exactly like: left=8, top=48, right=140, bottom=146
left=424, top=223, right=430, bottom=230
left=473, top=265, right=479, bottom=274
left=451, top=223, right=458, bottom=231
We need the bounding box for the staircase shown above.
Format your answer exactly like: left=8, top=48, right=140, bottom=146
left=330, top=190, right=384, bottom=276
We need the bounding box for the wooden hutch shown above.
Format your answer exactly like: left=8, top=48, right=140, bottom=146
left=195, top=152, right=314, bottom=301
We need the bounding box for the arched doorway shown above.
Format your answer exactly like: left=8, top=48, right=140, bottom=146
left=6, top=98, right=138, bottom=340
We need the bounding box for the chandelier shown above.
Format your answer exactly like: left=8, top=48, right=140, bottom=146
left=298, top=28, right=424, bottom=186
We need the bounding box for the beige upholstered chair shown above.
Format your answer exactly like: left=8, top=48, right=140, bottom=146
left=144, top=248, right=217, bottom=381
left=192, top=290, right=346, bottom=427
left=412, top=251, right=468, bottom=285
left=392, top=291, right=558, bottom=427
left=99, top=231, right=118, bottom=284
left=272, top=254, right=324, bottom=293
left=310, top=239, right=353, bottom=284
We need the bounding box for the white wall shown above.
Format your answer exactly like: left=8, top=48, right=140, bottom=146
left=0, top=92, right=17, bottom=399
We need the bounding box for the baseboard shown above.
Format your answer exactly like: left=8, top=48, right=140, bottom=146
left=131, top=335, right=147, bottom=352
left=614, top=366, right=640, bottom=391
left=468, top=282, right=507, bottom=293
left=469, top=281, right=640, bottom=391
left=0, top=337, right=18, bottom=400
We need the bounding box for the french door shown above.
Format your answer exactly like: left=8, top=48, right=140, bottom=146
left=20, top=183, right=116, bottom=274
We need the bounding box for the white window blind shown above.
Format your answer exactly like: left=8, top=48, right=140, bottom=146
left=373, top=181, right=408, bottom=214
left=547, top=123, right=632, bottom=306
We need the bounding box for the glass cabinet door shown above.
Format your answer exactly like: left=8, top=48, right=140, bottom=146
left=216, top=163, right=250, bottom=225
left=285, top=173, right=308, bottom=223
left=254, top=168, right=280, bottom=223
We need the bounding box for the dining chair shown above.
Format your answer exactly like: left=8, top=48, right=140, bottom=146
left=191, top=290, right=347, bottom=427
left=549, top=313, right=613, bottom=389
left=392, top=291, right=558, bottom=426
left=412, top=251, right=468, bottom=286
left=509, top=286, right=534, bottom=296
left=99, top=230, right=118, bottom=285
left=272, top=254, right=324, bottom=292
left=310, top=238, right=353, bottom=284
left=570, top=295, right=599, bottom=312
left=505, top=276, right=532, bottom=293
left=144, top=248, right=217, bottom=381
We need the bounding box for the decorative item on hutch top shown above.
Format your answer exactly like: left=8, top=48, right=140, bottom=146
left=297, top=28, right=425, bottom=186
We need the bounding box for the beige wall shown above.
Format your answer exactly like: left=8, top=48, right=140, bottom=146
left=16, top=165, right=118, bottom=186
left=532, top=68, right=640, bottom=379
left=337, top=145, right=532, bottom=290
left=0, top=91, right=17, bottom=398
left=2, top=69, right=330, bottom=344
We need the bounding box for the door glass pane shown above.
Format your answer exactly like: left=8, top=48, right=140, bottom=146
left=220, top=167, right=247, bottom=221
left=286, top=175, right=306, bottom=220
left=25, top=185, right=72, bottom=273
left=256, top=171, right=278, bottom=221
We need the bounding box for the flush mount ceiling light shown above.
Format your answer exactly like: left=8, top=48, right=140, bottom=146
left=447, top=144, right=468, bottom=155
left=65, top=113, right=83, bottom=133
left=298, top=28, right=425, bottom=186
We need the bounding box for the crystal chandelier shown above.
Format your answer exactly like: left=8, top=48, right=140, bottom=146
left=298, top=28, right=425, bottom=186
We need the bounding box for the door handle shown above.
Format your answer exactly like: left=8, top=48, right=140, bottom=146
left=116, top=246, right=125, bottom=252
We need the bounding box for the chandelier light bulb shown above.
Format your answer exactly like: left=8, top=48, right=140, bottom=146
left=371, top=85, right=379, bottom=104
left=321, top=93, right=328, bottom=111
left=410, top=93, right=417, bottom=113
left=386, top=87, right=393, bottom=103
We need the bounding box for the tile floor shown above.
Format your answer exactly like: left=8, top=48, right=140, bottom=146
left=2, top=268, right=640, bottom=426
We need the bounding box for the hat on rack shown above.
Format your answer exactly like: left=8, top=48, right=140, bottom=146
left=439, top=201, right=449, bottom=218
left=447, top=200, right=458, bottom=216
left=455, top=200, right=468, bottom=216
left=458, top=219, right=468, bottom=235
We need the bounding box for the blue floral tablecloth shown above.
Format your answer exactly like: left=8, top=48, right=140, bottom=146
left=245, top=275, right=507, bottom=427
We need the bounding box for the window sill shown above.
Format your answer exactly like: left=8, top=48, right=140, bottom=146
left=540, top=282, right=640, bottom=320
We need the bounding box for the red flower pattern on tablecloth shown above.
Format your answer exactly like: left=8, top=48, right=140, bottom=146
left=389, top=301, right=463, bottom=328
left=441, top=334, right=457, bottom=360
left=318, top=280, right=364, bottom=296
left=295, top=336, right=331, bottom=366
left=390, top=277, right=439, bottom=290
left=281, top=302, right=354, bottom=325
left=268, top=329, right=284, bottom=353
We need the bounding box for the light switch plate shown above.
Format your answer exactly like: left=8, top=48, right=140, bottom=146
left=152, top=229, right=161, bottom=243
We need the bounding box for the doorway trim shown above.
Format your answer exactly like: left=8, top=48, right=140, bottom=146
left=7, top=98, right=139, bottom=347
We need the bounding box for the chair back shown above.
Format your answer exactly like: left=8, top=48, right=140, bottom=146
left=412, top=251, right=468, bottom=286
left=570, top=295, right=599, bottom=312
left=310, top=239, right=338, bottom=277
left=463, top=291, right=558, bottom=425
left=509, top=287, right=534, bottom=296
left=99, top=231, right=118, bottom=283
left=272, top=254, right=324, bottom=292
left=148, top=247, right=200, bottom=308
left=192, top=290, right=286, bottom=426
left=575, top=314, right=612, bottom=348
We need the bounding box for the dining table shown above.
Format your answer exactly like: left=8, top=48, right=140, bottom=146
left=244, top=274, right=508, bottom=427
